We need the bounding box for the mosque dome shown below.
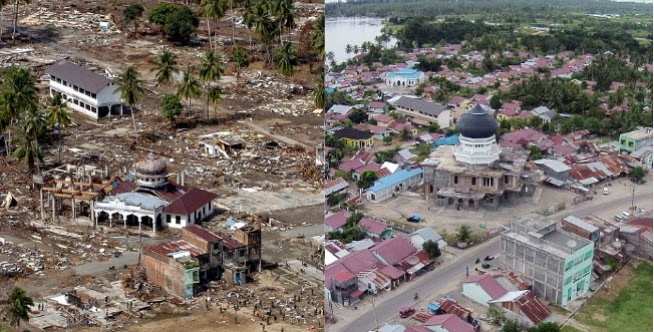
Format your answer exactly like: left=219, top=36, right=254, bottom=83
left=456, top=104, right=498, bottom=139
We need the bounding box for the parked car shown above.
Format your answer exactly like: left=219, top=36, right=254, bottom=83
left=603, top=187, right=609, bottom=195
left=399, top=307, right=416, bottom=318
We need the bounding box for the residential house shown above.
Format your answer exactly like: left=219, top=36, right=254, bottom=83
left=143, top=240, right=203, bottom=298
left=181, top=225, right=224, bottom=283
left=500, top=215, right=594, bottom=306
left=488, top=290, right=554, bottom=327
left=328, top=104, right=355, bottom=116
left=618, top=127, right=652, bottom=154
left=359, top=217, right=393, bottom=241
left=531, top=106, right=557, bottom=123
left=619, top=216, right=653, bottom=260
left=325, top=210, right=351, bottom=233
left=534, top=159, right=571, bottom=187
left=374, top=114, right=395, bottom=128
left=497, top=101, right=522, bottom=120
left=333, top=128, right=375, bottom=149
left=416, top=314, right=475, bottom=332
left=366, top=168, right=424, bottom=203
left=45, top=60, right=123, bottom=119
left=409, top=227, right=448, bottom=251
left=396, top=148, right=417, bottom=164
left=324, top=178, right=349, bottom=197
left=461, top=274, right=508, bottom=307
left=325, top=240, right=350, bottom=266
left=393, top=96, right=451, bottom=129
left=368, top=101, right=386, bottom=113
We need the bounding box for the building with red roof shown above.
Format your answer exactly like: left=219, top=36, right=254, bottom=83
left=423, top=314, right=475, bottom=332
left=461, top=274, right=508, bottom=306
left=489, top=290, right=553, bottom=327
left=359, top=217, right=393, bottom=240
left=94, top=153, right=218, bottom=234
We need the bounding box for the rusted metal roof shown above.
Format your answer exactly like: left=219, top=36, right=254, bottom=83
left=183, top=225, right=222, bottom=243
left=144, top=240, right=206, bottom=258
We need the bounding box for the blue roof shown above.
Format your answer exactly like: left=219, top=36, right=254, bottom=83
left=368, top=168, right=423, bottom=193
left=387, top=68, right=423, bottom=80
left=434, top=135, right=460, bottom=147
left=427, top=304, right=439, bottom=311
left=325, top=87, right=335, bottom=94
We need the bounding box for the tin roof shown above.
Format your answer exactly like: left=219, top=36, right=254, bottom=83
left=46, top=60, right=114, bottom=94
left=144, top=240, right=206, bottom=258
left=183, top=225, right=222, bottom=243
left=163, top=188, right=218, bottom=215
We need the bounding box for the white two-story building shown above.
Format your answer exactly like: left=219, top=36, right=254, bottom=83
left=45, top=60, right=123, bottom=119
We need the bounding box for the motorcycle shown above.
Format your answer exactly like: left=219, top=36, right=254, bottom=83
left=414, top=293, right=419, bottom=300
left=109, top=266, right=116, bottom=271
left=475, top=258, right=480, bottom=264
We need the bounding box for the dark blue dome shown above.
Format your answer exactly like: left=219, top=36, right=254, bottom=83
left=456, top=104, right=498, bottom=139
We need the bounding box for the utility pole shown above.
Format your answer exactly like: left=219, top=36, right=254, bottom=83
left=631, top=184, right=636, bottom=211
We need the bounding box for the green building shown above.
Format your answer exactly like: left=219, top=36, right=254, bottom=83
left=501, top=215, right=595, bottom=306
left=619, top=127, right=652, bottom=154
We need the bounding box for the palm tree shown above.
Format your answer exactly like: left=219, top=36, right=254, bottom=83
left=2, top=287, right=34, bottom=328
left=152, top=50, right=179, bottom=87
left=274, top=0, right=295, bottom=44
left=226, top=0, right=239, bottom=49
left=353, top=45, right=359, bottom=54
left=11, top=124, right=41, bottom=172
left=199, top=50, right=225, bottom=118
left=345, top=44, right=352, bottom=56
left=46, top=92, right=72, bottom=163
left=311, top=14, right=324, bottom=62
left=11, top=0, right=30, bottom=40
left=242, top=0, right=256, bottom=52
left=252, top=1, right=275, bottom=65
left=201, top=0, right=225, bottom=51
left=176, top=68, right=202, bottom=114
left=273, top=42, right=298, bottom=77
left=326, top=51, right=335, bottom=63
left=0, top=66, right=38, bottom=157
left=115, top=66, right=145, bottom=134
left=0, top=0, right=11, bottom=42
left=314, top=71, right=324, bottom=110
left=207, top=86, right=223, bottom=117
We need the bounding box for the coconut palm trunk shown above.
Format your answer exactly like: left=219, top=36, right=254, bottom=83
left=206, top=15, right=212, bottom=50
left=230, top=3, right=235, bottom=50
left=11, top=0, right=18, bottom=40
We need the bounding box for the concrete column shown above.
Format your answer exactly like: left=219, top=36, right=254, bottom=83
left=152, top=214, right=157, bottom=235
left=91, top=201, right=95, bottom=227
left=72, top=198, right=76, bottom=222
left=124, top=214, right=127, bottom=228
left=40, top=189, right=44, bottom=222
left=109, top=212, right=112, bottom=228
left=52, top=194, right=56, bottom=222
left=138, top=220, right=142, bottom=234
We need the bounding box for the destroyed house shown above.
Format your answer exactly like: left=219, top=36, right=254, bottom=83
left=143, top=240, right=203, bottom=299
left=45, top=60, right=122, bottom=119
left=182, top=225, right=224, bottom=281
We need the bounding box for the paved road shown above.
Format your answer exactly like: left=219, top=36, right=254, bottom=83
left=73, top=251, right=139, bottom=276
left=338, top=191, right=652, bottom=332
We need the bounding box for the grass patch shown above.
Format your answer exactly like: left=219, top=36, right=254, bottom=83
left=575, top=262, right=653, bottom=332
left=561, top=326, right=581, bottom=332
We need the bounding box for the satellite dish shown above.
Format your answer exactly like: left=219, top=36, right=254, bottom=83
left=407, top=256, right=419, bottom=265
left=612, top=240, right=622, bottom=249
left=567, top=240, right=577, bottom=249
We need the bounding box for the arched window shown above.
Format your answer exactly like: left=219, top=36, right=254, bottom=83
left=454, top=175, right=458, bottom=184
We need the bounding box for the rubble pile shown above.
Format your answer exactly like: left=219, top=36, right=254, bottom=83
left=20, top=7, right=120, bottom=34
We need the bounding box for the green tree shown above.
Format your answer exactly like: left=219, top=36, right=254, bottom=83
left=382, top=135, right=393, bottom=145
left=149, top=4, right=199, bottom=44
left=207, top=86, right=223, bottom=118
left=46, top=92, right=72, bottom=163
left=314, top=71, right=325, bottom=110
left=176, top=68, right=202, bottom=114
left=422, top=240, right=441, bottom=259
left=232, top=46, right=250, bottom=82
left=0, top=66, right=38, bottom=157
left=2, top=287, right=34, bottom=328
left=200, top=0, right=225, bottom=51
left=528, top=145, right=543, bottom=160
left=528, top=322, right=560, bottom=332
left=123, top=3, right=145, bottom=35
left=490, top=95, right=502, bottom=110
left=400, top=127, right=412, bottom=140
left=456, top=225, right=472, bottom=243
left=152, top=50, right=179, bottom=87
left=160, top=94, right=183, bottom=127
left=356, top=170, right=378, bottom=189
left=199, top=50, right=225, bottom=118
left=528, top=116, right=542, bottom=128
left=346, top=211, right=364, bottom=227
left=311, top=14, right=325, bottom=61
left=115, top=66, right=145, bottom=134
left=631, top=166, right=645, bottom=182
left=273, top=42, right=298, bottom=77
left=502, top=320, right=519, bottom=332
left=427, top=122, right=440, bottom=133
left=11, top=123, right=41, bottom=172
left=348, top=108, right=368, bottom=124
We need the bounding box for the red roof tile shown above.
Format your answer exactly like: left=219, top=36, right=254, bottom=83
left=437, top=300, right=472, bottom=321
left=423, top=314, right=475, bottom=332
left=332, top=271, right=355, bottom=283
left=163, top=188, right=218, bottom=215
left=325, top=210, right=350, bottom=230
left=144, top=240, right=206, bottom=258
left=222, top=235, right=246, bottom=250
left=370, top=237, right=417, bottom=266
left=380, top=265, right=405, bottom=279
left=359, top=218, right=389, bottom=235
left=463, top=274, right=507, bottom=300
